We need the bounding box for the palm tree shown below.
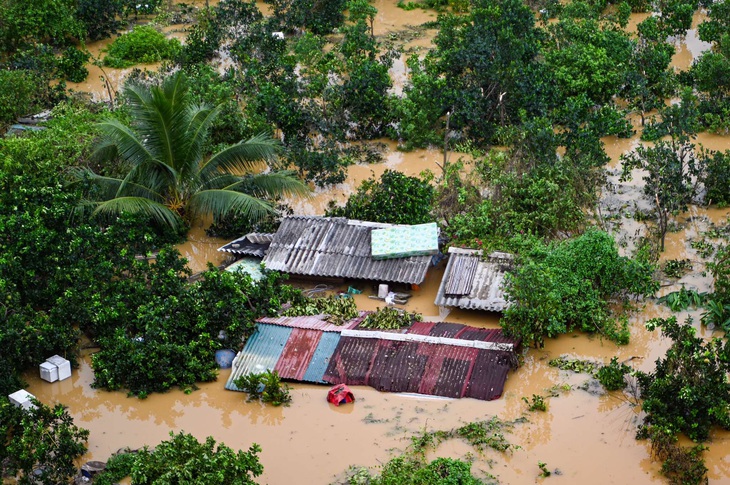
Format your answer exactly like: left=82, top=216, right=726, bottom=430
left=76, top=71, right=308, bottom=231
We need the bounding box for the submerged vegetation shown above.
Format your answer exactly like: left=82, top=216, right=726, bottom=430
left=1, top=0, right=730, bottom=482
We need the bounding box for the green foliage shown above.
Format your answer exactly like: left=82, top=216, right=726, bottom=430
left=0, top=0, right=85, bottom=51
left=701, top=299, right=730, bottom=332
left=103, top=25, right=181, bottom=68
left=662, top=259, right=693, bottom=278
left=326, top=170, right=434, bottom=225
left=350, top=456, right=484, bottom=485
left=596, top=357, right=631, bottom=391
left=710, top=245, right=730, bottom=304
left=0, top=399, right=89, bottom=485
left=548, top=356, right=600, bottom=374
left=647, top=427, right=708, bottom=485
left=57, top=46, right=89, bottom=82
left=701, top=150, right=730, bottom=206
left=93, top=451, right=136, bottom=485
left=234, top=369, right=292, bottom=406
left=129, top=432, right=263, bottom=484
left=77, top=71, right=308, bottom=231
left=0, top=70, right=47, bottom=125
left=523, top=394, right=547, bottom=411
left=503, top=230, right=658, bottom=347
left=267, top=0, right=347, bottom=35
left=637, top=316, right=730, bottom=442
left=89, top=265, right=300, bottom=396
left=283, top=294, right=359, bottom=325
left=656, top=287, right=708, bottom=312
left=360, top=307, right=423, bottom=330
left=538, top=461, right=552, bottom=478
left=76, top=0, right=125, bottom=41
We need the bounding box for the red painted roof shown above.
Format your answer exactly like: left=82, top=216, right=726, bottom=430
left=274, top=328, right=323, bottom=381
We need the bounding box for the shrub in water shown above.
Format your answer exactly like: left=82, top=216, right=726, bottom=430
left=104, top=25, right=180, bottom=68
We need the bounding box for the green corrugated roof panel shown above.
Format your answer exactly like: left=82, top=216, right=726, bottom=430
left=225, top=324, right=292, bottom=391
left=371, top=223, right=439, bottom=260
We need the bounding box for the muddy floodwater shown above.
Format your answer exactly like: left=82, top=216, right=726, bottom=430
left=24, top=4, right=730, bottom=485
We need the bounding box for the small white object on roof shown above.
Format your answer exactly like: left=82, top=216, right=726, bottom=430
left=384, top=292, right=396, bottom=305
left=8, top=390, right=36, bottom=410
left=40, top=361, right=58, bottom=383
left=272, top=31, right=284, bottom=39
left=371, top=223, right=439, bottom=260
left=46, top=355, right=72, bottom=381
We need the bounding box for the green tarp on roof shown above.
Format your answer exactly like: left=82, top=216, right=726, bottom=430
left=371, top=222, right=439, bottom=260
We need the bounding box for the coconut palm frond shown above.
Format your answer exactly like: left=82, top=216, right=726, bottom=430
left=184, top=104, right=219, bottom=179
left=188, top=189, right=275, bottom=223
left=92, top=197, right=182, bottom=230
left=200, top=133, right=280, bottom=180
left=228, top=171, right=311, bottom=199
left=97, top=119, right=157, bottom=168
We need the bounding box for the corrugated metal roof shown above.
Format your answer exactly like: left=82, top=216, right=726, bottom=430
left=274, top=328, right=323, bottom=381
left=434, top=248, right=514, bottom=312
left=218, top=233, right=274, bottom=257
left=226, top=316, right=520, bottom=401
left=258, top=314, right=364, bottom=332
left=226, top=324, right=292, bottom=390
left=225, top=257, right=264, bottom=281
left=302, top=332, right=341, bottom=383
left=261, top=216, right=432, bottom=285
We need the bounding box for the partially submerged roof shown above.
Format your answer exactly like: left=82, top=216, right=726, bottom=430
left=218, top=233, right=273, bottom=258
left=225, top=257, right=265, bottom=281
left=434, top=248, right=514, bottom=312
left=261, top=216, right=433, bottom=285
left=225, top=314, right=520, bottom=401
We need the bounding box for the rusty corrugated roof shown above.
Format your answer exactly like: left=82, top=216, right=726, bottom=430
left=261, top=216, right=433, bottom=285
left=434, top=248, right=514, bottom=312
left=274, top=328, right=323, bottom=381
left=226, top=315, right=520, bottom=401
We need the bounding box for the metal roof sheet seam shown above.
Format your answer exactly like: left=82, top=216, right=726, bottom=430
left=340, top=329, right=514, bottom=351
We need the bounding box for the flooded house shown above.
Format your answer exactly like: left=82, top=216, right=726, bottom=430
left=225, top=314, right=521, bottom=401
left=434, top=248, right=514, bottom=312
left=219, top=216, right=441, bottom=287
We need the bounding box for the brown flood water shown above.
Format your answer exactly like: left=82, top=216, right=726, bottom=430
left=28, top=5, right=730, bottom=485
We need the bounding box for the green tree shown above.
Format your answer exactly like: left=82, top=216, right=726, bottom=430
left=76, top=71, right=308, bottom=232
left=326, top=169, right=435, bottom=225
left=503, top=230, right=658, bottom=347
left=637, top=316, right=730, bottom=442
left=620, top=139, right=701, bottom=251
left=96, top=431, right=263, bottom=484
left=0, top=399, right=89, bottom=485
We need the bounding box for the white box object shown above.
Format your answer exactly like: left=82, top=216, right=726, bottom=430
left=378, top=284, right=389, bottom=299
left=8, top=390, right=36, bottom=410
left=46, top=355, right=72, bottom=381
left=39, top=361, right=58, bottom=382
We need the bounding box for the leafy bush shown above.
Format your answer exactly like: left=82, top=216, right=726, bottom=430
left=596, top=357, right=631, bottom=391
left=326, top=169, right=434, bottom=225
left=503, top=230, right=659, bottom=347
left=114, top=431, right=263, bottom=484
left=103, top=25, right=181, bottom=68
left=0, top=399, right=89, bottom=485
left=90, top=263, right=301, bottom=397
left=636, top=317, right=730, bottom=442
left=56, top=46, right=89, bottom=82
left=662, top=259, right=692, bottom=278
left=0, top=69, right=46, bottom=125
left=234, top=369, right=292, bottom=406
left=647, top=427, right=708, bottom=485
left=656, top=287, right=708, bottom=312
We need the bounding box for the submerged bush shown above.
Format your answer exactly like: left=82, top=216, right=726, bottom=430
left=234, top=370, right=292, bottom=406
left=103, top=25, right=181, bottom=68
